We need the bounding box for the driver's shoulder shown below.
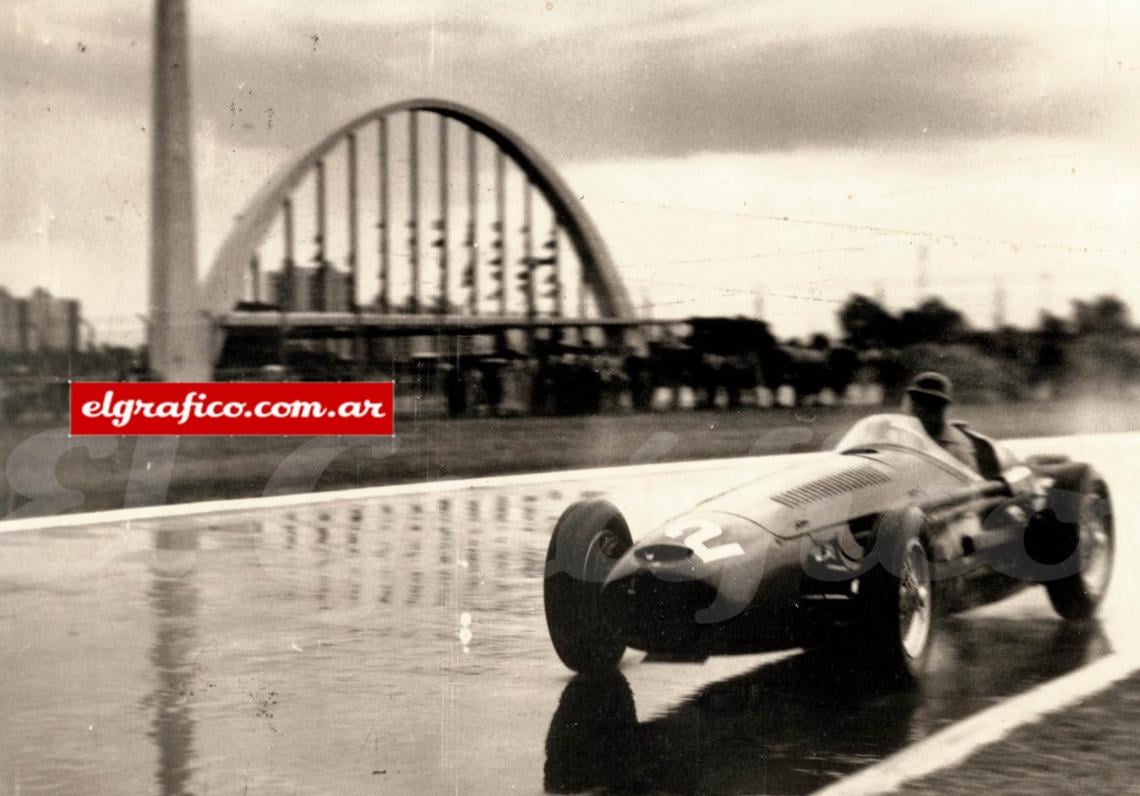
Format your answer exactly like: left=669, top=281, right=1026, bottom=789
left=948, top=419, right=1007, bottom=477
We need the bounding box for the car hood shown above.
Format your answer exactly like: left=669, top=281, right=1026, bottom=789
left=686, top=449, right=964, bottom=539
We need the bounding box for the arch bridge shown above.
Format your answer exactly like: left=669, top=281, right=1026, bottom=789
left=200, top=98, right=640, bottom=377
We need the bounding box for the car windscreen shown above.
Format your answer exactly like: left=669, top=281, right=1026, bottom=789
left=834, top=414, right=942, bottom=455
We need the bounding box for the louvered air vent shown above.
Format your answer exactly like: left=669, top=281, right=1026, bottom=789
left=770, top=466, right=891, bottom=509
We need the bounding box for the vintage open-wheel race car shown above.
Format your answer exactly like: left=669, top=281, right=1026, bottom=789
left=544, top=413, right=1114, bottom=679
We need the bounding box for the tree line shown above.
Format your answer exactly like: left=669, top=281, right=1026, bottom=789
left=837, top=293, right=1139, bottom=402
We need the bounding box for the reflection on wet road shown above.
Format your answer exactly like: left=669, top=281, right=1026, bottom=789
left=147, top=528, right=199, bottom=796
left=545, top=620, right=1108, bottom=794
left=0, top=436, right=1134, bottom=794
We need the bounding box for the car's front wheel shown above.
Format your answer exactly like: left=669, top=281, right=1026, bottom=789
left=860, top=510, right=935, bottom=682
left=544, top=500, right=632, bottom=673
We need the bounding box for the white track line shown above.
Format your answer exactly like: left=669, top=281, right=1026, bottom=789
left=1, top=428, right=1131, bottom=534
left=813, top=649, right=1140, bottom=796
left=0, top=452, right=806, bottom=534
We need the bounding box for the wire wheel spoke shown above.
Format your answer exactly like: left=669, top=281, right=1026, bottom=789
left=898, top=544, right=931, bottom=659
left=1079, top=496, right=1111, bottom=597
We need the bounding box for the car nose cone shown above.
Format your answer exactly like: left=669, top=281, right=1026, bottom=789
left=635, top=543, right=694, bottom=565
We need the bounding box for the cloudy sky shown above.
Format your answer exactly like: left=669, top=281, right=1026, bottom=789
left=3, top=1, right=1139, bottom=343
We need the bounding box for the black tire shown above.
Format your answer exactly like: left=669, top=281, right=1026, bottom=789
left=859, top=510, right=935, bottom=682
left=544, top=500, right=632, bottom=672
left=1041, top=471, right=1114, bottom=620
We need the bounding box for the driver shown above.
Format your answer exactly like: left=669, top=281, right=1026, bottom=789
left=902, top=371, right=979, bottom=473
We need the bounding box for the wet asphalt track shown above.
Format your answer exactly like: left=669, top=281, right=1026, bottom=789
left=1, top=434, right=1136, bottom=794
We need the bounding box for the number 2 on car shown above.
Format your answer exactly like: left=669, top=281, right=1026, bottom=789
left=664, top=519, right=745, bottom=563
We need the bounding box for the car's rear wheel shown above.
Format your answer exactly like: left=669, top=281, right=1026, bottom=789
left=544, top=500, right=632, bottom=673
left=860, top=511, right=935, bottom=682
left=1043, top=474, right=1114, bottom=620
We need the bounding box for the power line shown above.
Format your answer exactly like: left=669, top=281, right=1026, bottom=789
left=622, top=243, right=902, bottom=268
left=586, top=194, right=1131, bottom=256
left=623, top=276, right=844, bottom=304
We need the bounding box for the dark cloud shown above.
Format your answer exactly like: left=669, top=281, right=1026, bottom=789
left=0, top=14, right=1107, bottom=166
left=493, top=27, right=1105, bottom=161
left=187, top=22, right=1107, bottom=164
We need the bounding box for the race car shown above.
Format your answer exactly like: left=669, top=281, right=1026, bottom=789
left=543, top=413, right=1114, bottom=679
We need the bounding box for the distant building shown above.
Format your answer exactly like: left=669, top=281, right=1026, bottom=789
left=0, top=287, right=82, bottom=353
left=0, top=288, right=25, bottom=352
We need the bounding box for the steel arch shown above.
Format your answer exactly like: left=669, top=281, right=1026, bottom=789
left=202, top=98, right=634, bottom=319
